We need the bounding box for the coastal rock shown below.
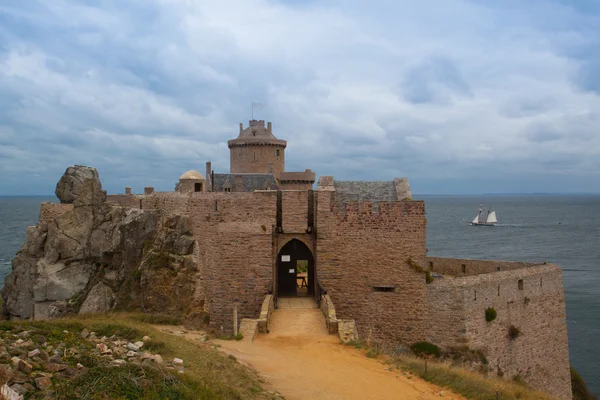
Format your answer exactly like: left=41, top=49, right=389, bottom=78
left=55, top=165, right=105, bottom=206
left=1, top=165, right=201, bottom=322
left=78, top=282, right=114, bottom=314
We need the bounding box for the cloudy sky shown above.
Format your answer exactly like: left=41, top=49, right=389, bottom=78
left=1, top=0, right=599, bottom=195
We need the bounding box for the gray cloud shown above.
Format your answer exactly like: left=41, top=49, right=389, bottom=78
left=0, top=0, right=599, bottom=195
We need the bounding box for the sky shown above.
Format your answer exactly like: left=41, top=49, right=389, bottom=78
left=1, top=0, right=599, bottom=195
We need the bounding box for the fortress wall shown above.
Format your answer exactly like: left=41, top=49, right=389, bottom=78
left=139, top=193, right=190, bottom=217
left=187, top=192, right=278, bottom=334
left=280, top=182, right=313, bottom=191
left=316, top=194, right=429, bottom=345
left=106, top=194, right=139, bottom=208
left=426, top=256, right=542, bottom=276
left=39, top=203, right=73, bottom=224
left=427, top=265, right=571, bottom=399
left=281, top=190, right=309, bottom=233
left=426, top=279, right=468, bottom=348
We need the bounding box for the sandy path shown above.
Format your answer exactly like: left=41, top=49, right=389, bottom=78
left=213, top=305, right=462, bottom=400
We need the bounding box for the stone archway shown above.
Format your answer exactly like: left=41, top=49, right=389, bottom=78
left=276, top=239, right=314, bottom=297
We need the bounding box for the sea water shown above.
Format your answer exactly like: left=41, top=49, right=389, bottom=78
left=0, top=195, right=598, bottom=394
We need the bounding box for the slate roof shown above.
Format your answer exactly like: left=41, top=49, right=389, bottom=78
left=211, top=173, right=279, bottom=192
left=333, top=180, right=397, bottom=204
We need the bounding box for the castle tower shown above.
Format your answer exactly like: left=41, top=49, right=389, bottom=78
left=228, top=120, right=287, bottom=178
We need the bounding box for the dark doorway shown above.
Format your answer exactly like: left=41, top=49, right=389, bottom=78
left=194, top=183, right=203, bottom=192
left=277, top=239, right=314, bottom=297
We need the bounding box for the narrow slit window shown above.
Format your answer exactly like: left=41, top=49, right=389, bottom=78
left=518, top=279, right=524, bottom=290
left=498, top=285, right=500, bottom=296
left=429, top=261, right=433, bottom=270
left=373, top=286, right=397, bottom=293
left=474, top=290, right=477, bottom=301
left=461, top=264, right=466, bottom=273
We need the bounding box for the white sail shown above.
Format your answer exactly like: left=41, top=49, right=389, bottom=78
left=472, top=215, right=480, bottom=224
left=486, top=211, right=497, bottom=224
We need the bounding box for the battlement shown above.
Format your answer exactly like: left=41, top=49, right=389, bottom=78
left=248, top=119, right=265, bottom=128
left=426, top=257, right=545, bottom=277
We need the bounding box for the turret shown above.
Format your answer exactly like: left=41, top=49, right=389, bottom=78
left=227, top=120, right=287, bottom=177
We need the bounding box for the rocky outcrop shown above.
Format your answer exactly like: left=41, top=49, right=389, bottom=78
left=1, top=166, right=204, bottom=321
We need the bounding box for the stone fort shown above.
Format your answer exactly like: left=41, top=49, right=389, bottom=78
left=13, top=120, right=570, bottom=398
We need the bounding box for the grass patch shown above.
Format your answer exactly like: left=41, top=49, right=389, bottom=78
left=129, top=313, right=182, bottom=326
left=0, top=313, right=273, bottom=400
left=396, top=355, right=552, bottom=400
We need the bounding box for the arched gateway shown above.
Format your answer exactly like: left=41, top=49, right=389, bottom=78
left=276, top=239, right=314, bottom=297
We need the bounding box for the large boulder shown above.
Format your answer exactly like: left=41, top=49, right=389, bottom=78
left=55, top=165, right=106, bottom=206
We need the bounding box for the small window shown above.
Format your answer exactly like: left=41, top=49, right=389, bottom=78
left=372, top=286, right=397, bottom=293
left=461, top=264, right=466, bottom=273
left=276, top=149, right=280, bottom=156
left=252, top=131, right=256, bottom=136
left=518, top=279, right=524, bottom=290
left=474, top=290, right=477, bottom=301
left=194, top=183, right=202, bottom=192
left=540, top=277, right=543, bottom=287
left=429, top=261, right=433, bottom=270
left=224, top=187, right=231, bottom=193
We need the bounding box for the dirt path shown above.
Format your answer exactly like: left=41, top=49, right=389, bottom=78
left=210, top=301, right=463, bottom=400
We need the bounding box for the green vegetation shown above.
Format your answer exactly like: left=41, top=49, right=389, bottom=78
left=572, top=367, right=599, bottom=400
left=410, top=341, right=441, bottom=358
left=0, top=313, right=274, bottom=400
left=485, top=307, right=497, bottom=322
left=406, top=257, right=434, bottom=284
left=296, top=260, right=308, bottom=273
left=235, top=332, right=244, bottom=341
left=508, top=325, right=521, bottom=340
left=129, top=313, right=182, bottom=326
left=396, top=356, right=553, bottom=400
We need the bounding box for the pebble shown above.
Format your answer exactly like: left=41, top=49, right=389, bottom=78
left=126, top=343, right=140, bottom=352
left=133, top=341, right=144, bottom=349
left=80, top=329, right=89, bottom=339
left=18, top=360, right=33, bottom=373
left=173, top=358, right=184, bottom=366
left=34, top=377, right=52, bottom=391
left=28, top=349, right=40, bottom=358
left=142, top=336, right=151, bottom=342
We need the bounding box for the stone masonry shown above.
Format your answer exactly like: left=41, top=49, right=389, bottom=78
left=3, top=119, right=572, bottom=399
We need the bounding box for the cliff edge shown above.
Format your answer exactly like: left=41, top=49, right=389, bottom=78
left=1, top=166, right=204, bottom=322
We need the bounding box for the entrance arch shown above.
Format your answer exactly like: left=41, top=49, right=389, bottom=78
left=277, top=239, right=314, bottom=297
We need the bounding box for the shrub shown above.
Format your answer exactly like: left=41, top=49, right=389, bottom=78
left=485, top=307, right=497, bottom=322
left=572, top=367, right=598, bottom=400
left=235, top=332, right=244, bottom=341
left=410, top=341, right=441, bottom=358
left=508, top=325, right=521, bottom=340
left=366, top=348, right=379, bottom=358
left=425, top=271, right=434, bottom=284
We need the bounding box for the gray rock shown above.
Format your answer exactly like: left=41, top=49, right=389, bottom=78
left=79, top=282, right=114, bottom=314
left=55, top=165, right=106, bottom=206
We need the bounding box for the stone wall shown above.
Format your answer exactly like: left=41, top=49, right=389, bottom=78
left=281, top=190, right=309, bottom=233
left=426, top=256, right=543, bottom=276
left=38, top=203, right=73, bottom=225
left=186, top=192, right=277, bottom=334
left=230, top=145, right=285, bottom=177
left=106, top=194, right=139, bottom=208
left=427, top=264, right=571, bottom=399
left=316, top=190, right=429, bottom=346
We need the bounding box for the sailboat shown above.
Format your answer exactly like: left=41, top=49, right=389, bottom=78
left=471, top=203, right=497, bottom=226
